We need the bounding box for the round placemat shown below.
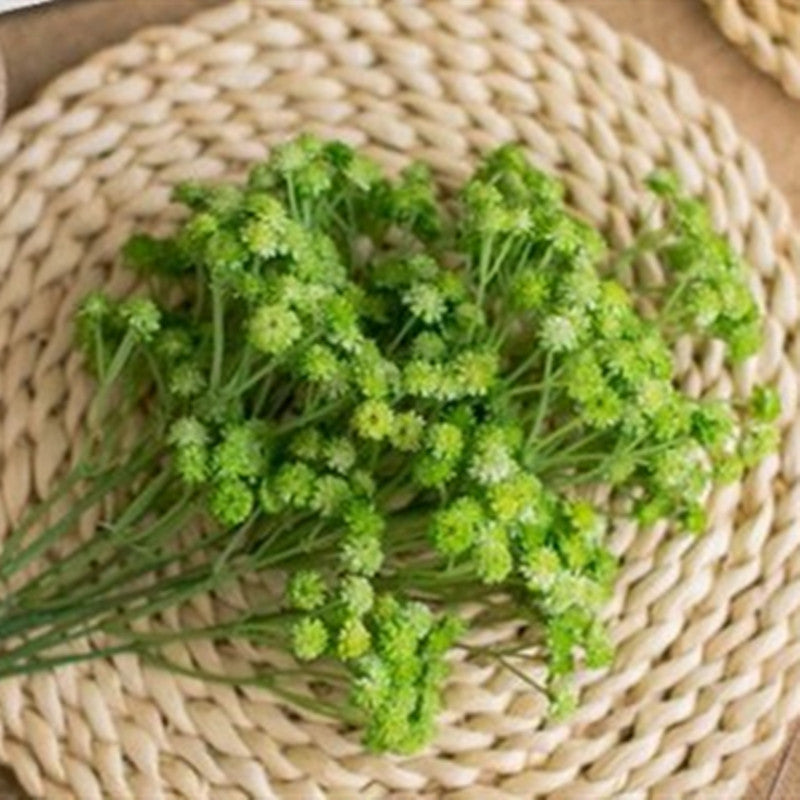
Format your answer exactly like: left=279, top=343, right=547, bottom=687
left=1, top=1, right=800, bottom=798
left=705, top=0, right=800, bottom=98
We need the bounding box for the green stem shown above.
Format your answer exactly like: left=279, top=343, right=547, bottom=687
left=1, top=464, right=93, bottom=566
left=389, top=317, right=415, bottom=353
left=89, top=331, right=136, bottom=429
left=506, top=349, right=547, bottom=387
left=13, top=482, right=188, bottom=608
left=237, top=357, right=274, bottom=395
left=0, top=447, right=152, bottom=582
left=528, top=351, right=555, bottom=447
left=210, top=283, right=225, bottom=389
left=146, top=654, right=357, bottom=724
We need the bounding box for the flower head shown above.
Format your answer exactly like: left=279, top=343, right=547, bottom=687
left=292, top=617, right=329, bottom=661
left=287, top=570, right=327, bottom=611
left=248, top=304, right=302, bottom=356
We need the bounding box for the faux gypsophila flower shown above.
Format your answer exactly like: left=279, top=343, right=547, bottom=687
left=2, top=135, right=773, bottom=763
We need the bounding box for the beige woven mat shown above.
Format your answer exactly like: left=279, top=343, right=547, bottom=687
left=705, top=0, right=800, bottom=98
left=1, top=1, right=800, bottom=798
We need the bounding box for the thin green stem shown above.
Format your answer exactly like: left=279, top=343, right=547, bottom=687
left=237, top=358, right=274, bottom=395
left=210, top=283, right=225, bottom=389
left=0, top=448, right=152, bottom=582
left=528, top=351, right=555, bottom=447
left=13, top=482, right=188, bottom=608
left=89, top=332, right=136, bottom=430
left=146, top=654, right=357, bottom=723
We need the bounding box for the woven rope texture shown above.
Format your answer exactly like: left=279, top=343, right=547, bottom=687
left=705, top=0, right=800, bottom=98
left=1, top=1, right=800, bottom=798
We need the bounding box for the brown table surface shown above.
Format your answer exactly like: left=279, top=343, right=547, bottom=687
left=0, top=1, right=798, bottom=799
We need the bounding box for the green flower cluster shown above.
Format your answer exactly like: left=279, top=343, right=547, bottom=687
left=645, top=170, right=763, bottom=360
left=69, top=135, right=776, bottom=752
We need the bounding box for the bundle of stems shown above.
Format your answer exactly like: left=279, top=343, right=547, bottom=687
left=0, top=137, right=778, bottom=752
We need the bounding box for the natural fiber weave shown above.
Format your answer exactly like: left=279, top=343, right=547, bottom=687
left=705, top=0, right=800, bottom=98
left=0, top=1, right=799, bottom=797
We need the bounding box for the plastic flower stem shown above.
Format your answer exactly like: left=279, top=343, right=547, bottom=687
left=144, top=653, right=358, bottom=723
left=13, top=482, right=190, bottom=607
left=529, top=350, right=555, bottom=447
left=210, top=282, right=225, bottom=389
left=236, top=357, right=275, bottom=394
left=0, top=448, right=153, bottom=581
left=88, top=330, right=136, bottom=430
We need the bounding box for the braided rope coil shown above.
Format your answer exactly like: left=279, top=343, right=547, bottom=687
left=705, top=0, right=800, bottom=98
left=0, top=1, right=799, bottom=797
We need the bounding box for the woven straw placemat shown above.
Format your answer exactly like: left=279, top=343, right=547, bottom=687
left=705, top=0, right=800, bottom=98
left=1, top=1, right=800, bottom=797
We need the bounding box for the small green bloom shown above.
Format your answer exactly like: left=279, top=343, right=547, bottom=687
left=540, top=314, right=581, bottom=353
left=213, top=423, right=265, bottom=480
left=78, top=291, right=111, bottom=324
left=323, top=295, right=362, bottom=352
left=169, top=362, right=206, bottom=398
left=168, top=417, right=210, bottom=486
left=564, top=350, right=606, bottom=405
left=118, top=298, right=161, bottom=342
left=390, top=411, right=426, bottom=452
left=301, top=344, right=345, bottom=390
left=289, top=428, right=324, bottom=462
left=426, top=614, right=466, bottom=656
left=353, top=399, right=395, bottom=441
left=410, top=332, right=447, bottom=361
left=310, top=474, right=351, bottom=517
left=413, top=454, right=458, bottom=488
left=681, top=502, right=707, bottom=535
left=208, top=478, right=254, bottom=527
left=646, top=169, right=680, bottom=197
left=344, top=501, right=385, bottom=538
left=154, top=327, right=194, bottom=362
left=691, top=401, right=736, bottom=449
left=513, top=269, right=550, bottom=310
left=403, top=602, right=434, bottom=639
left=337, top=617, right=372, bottom=661
left=455, top=350, right=498, bottom=397
left=344, top=152, right=383, bottom=191
left=341, top=530, right=384, bottom=577
left=474, top=523, right=513, bottom=584
left=727, top=320, right=762, bottom=361
left=469, top=428, right=518, bottom=486
left=430, top=497, right=484, bottom=557
left=274, top=462, right=316, bottom=509
left=240, top=197, right=289, bottom=258
left=750, top=385, right=781, bottom=423
left=287, top=570, right=327, bottom=611
left=427, top=423, right=463, bottom=462
left=403, top=360, right=444, bottom=399
left=714, top=454, right=744, bottom=484
left=520, top=546, right=561, bottom=592
left=325, top=437, right=357, bottom=474
left=339, top=575, right=374, bottom=616
left=257, top=479, right=281, bottom=514
left=582, top=390, right=624, bottom=430
left=488, top=473, right=541, bottom=524
left=549, top=676, right=578, bottom=719
left=403, top=283, right=447, bottom=325
left=349, top=469, right=376, bottom=499
left=353, top=346, right=398, bottom=399
left=740, top=421, right=779, bottom=467
left=350, top=654, right=392, bottom=714
left=248, top=303, right=302, bottom=356
left=292, top=617, right=329, bottom=661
